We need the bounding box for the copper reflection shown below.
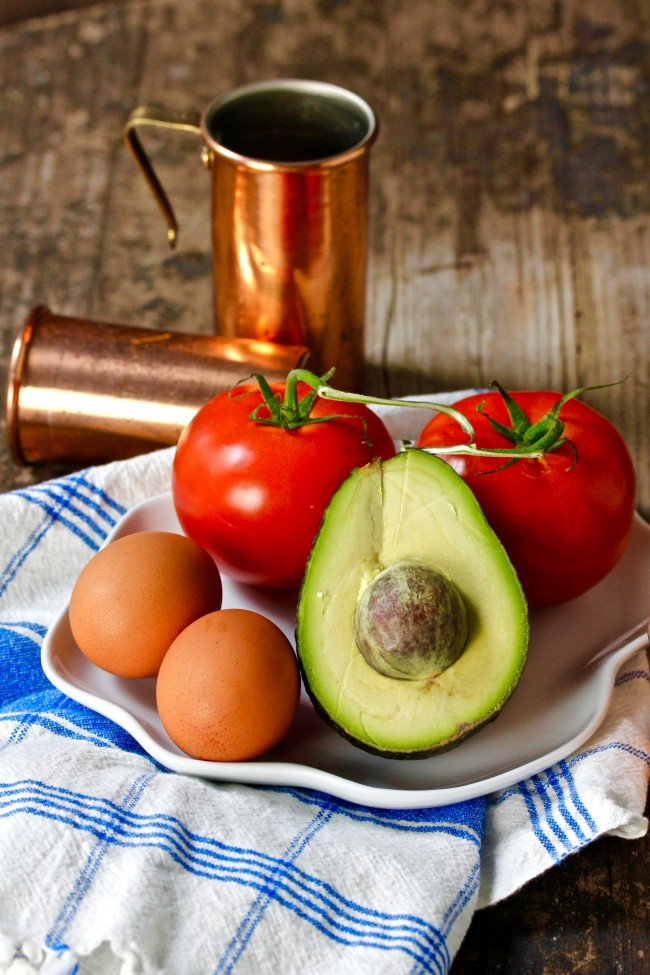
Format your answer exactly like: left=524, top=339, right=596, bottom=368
left=209, top=138, right=371, bottom=391
left=6, top=307, right=311, bottom=467
left=124, top=81, right=378, bottom=392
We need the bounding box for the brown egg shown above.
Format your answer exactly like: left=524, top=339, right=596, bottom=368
left=69, top=531, right=222, bottom=678
left=156, top=609, right=301, bottom=761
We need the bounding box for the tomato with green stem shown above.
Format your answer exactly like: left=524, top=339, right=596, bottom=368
left=415, top=383, right=636, bottom=608
left=172, top=371, right=398, bottom=588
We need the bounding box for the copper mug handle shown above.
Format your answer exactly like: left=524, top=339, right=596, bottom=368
left=124, top=106, right=203, bottom=248
left=122, top=82, right=378, bottom=391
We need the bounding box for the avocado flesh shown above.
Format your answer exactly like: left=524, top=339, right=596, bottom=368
left=296, top=449, right=529, bottom=757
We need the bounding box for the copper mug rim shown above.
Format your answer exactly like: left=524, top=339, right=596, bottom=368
left=124, top=78, right=379, bottom=246
left=199, top=78, right=379, bottom=171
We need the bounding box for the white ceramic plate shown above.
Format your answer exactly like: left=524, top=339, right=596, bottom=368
left=42, top=493, right=649, bottom=809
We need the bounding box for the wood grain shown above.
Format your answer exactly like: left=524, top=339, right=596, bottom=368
left=2, top=0, right=647, bottom=509
left=0, top=1, right=648, bottom=972
left=0, top=0, right=127, bottom=26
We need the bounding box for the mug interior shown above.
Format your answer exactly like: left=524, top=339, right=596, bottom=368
left=203, top=81, right=376, bottom=164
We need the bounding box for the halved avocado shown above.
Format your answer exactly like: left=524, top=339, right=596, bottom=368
left=296, top=449, right=529, bottom=758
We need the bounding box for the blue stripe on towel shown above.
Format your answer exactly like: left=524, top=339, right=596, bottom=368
left=0, top=689, right=156, bottom=760
left=46, top=772, right=156, bottom=951
left=11, top=495, right=105, bottom=551
left=556, top=759, right=598, bottom=835
left=0, top=516, right=58, bottom=598
left=0, top=778, right=458, bottom=973
left=441, top=858, right=480, bottom=936
left=11, top=473, right=126, bottom=556
left=16, top=472, right=126, bottom=522
left=568, top=741, right=650, bottom=771
left=1, top=707, right=138, bottom=754
left=212, top=805, right=453, bottom=975
left=16, top=483, right=119, bottom=539
left=0, top=623, right=49, bottom=706
left=490, top=732, right=649, bottom=858
left=0, top=475, right=125, bottom=599
left=213, top=808, right=336, bottom=975
left=497, top=756, right=604, bottom=858
left=531, top=774, right=572, bottom=851
left=517, top=779, right=561, bottom=861
left=270, top=787, right=484, bottom=842
left=0, top=620, right=47, bottom=638
left=67, top=473, right=128, bottom=516
left=542, top=767, right=590, bottom=844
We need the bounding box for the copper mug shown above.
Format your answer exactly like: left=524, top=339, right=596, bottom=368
left=124, top=79, right=378, bottom=391
left=7, top=306, right=310, bottom=467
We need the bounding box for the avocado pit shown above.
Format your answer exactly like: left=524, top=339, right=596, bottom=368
left=354, top=559, right=468, bottom=680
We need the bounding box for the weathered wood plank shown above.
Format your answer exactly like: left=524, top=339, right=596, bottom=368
left=452, top=825, right=650, bottom=974
left=0, top=5, right=648, bottom=970
left=0, top=1, right=127, bottom=27
left=2, top=0, right=649, bottom=507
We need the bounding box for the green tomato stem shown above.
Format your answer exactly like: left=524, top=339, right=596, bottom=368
left=242, top=367, right=626, bottom=465
left=418, top=444, right=546, bottom=459
left=314, top=382, right=477, bottom=439
left=313, top=376, right=551, bottom=459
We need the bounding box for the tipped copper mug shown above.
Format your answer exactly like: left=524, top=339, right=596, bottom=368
left=124, top=79, right=378, bottom=392
left=6, top=306, right=310, bottom=467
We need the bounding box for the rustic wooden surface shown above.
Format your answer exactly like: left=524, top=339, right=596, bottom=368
left=0, top=0, right=114, bottom=27
left=1, top=1, right=648, bottom=972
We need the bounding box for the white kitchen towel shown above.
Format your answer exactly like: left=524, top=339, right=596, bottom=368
left=0, top=393, right=648, bottom=975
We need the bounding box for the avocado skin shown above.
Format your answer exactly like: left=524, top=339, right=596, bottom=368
left=295, top=449, right=529, bottom=759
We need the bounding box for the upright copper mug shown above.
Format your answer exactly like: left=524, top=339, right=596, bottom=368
left=124, top=79, right=378, bottom=391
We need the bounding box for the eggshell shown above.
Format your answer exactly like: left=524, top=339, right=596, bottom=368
left=156, top=608, right=301, bottom=761
left=69, top=531, right=222, bottom=678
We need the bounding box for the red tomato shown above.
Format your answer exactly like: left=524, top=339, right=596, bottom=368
left=416, top=389, right=636, bottom=609
left=172, top=383, right=396, bottom=588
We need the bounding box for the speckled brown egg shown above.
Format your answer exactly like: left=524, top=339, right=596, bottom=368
left=156, top=608, right=300, bottom=761
left=69, top=530, right=222, bottom=678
